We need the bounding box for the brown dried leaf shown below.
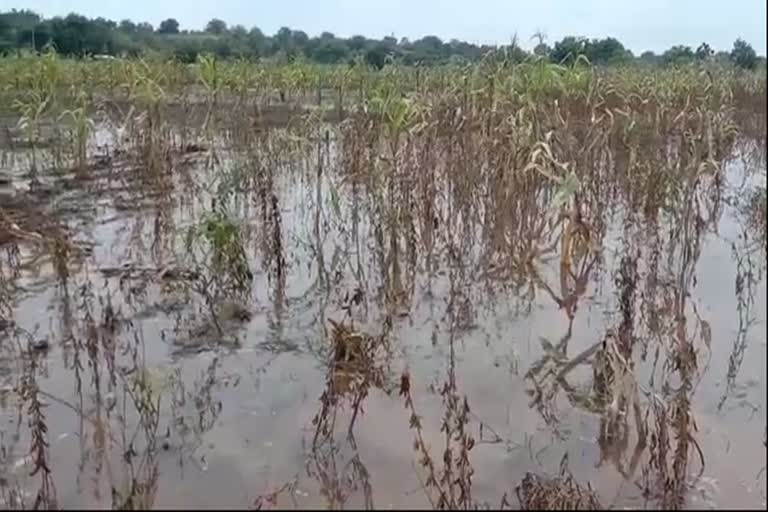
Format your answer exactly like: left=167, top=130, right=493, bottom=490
left=399, top=371, right=410, bottom=396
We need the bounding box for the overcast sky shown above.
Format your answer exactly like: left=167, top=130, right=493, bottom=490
left=11, top=0, right=768, bottom=54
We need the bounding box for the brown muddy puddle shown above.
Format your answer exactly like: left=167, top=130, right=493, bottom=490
left=0, top=121, right=766, bottom=510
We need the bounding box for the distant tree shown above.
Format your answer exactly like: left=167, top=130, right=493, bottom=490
left=639, top=50, right=658, bottom=65
left=0, top=9, right=40, bottom=31
left=662, top=45, right=694, bottom=66
left=502, top=38, right=529, bottom=63
left=713, top=50, right=731, bottom=64
left=587, top=37, right=631, bottom=65
left=382, top=36, right=397, bottom=48
left=209, top=37, right=234, bottom=58
left=348, top=35, right=367, bottom=52
left=119, top=19, right=136, bottom=32
left=446, top=38, right=483, bottom=61
left=0, top=17, right=10, bottom=52
left=136, top=22, right=154, bottom=33
left=417, top=35, right=443, bottom=51
left=16, top=21, right=52, bottom=51
left=50, top=14, right=85, bottom=54
left=172, top=36, right=202, bottom=62
left=730, top=38, right=757, bottom=69
left=409, top=35, right=445, bottom=64
left=695, top=42, right=713, bottom=60
left=94, top=17, right=116, bottom=30
left=1, top=8, right=751, bottom=68
left=157, top=18, right=179, bottom=34
left=44, top=13, right=120, bottom=55
left=274, top=26, right=292, bottom=52
left=228, top=24, right=246, bottom=36
left=311, top=37, right=349, bottom=64
left=247, top=26, right=266, bottom=55
left=276, top=27, right=292, bottom=42
left=205, top=18, right=227, bottom=34
left=551, top=36, right=588, bottom=64
left=365, top=43, right=388, bottom=69
left=291, top=30, right=309, bottom=49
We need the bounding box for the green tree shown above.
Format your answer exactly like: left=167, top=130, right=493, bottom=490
left=730, top=38, right=757, bottom=69
left=230, top=25, right=247, bottom=38
left=713, top=50, right=731, bottom=64
left=551, top=36, right=588, bottom=64
left=2, top=8, right=752, bottom=69
left=365, top=43, right=388, bottom=69
left=0, top=16, right=11, bottom=52
left=205, top=18, right=227, bottom=34
left=661, top=45, right=694, bottom=66
left=587, top=37, right=631, bottom=65
left=19, top=21, right=54, bottom=51
left=446, top=38, right=478, bottom=61
left=695, top=42, right=713, bottom=60
left=639, top=50, right=658, bottom=65
left=172, top=36, right=202, bottom=62
left=119, top=19, right=136, bottom=32
left=247, top=27, right=266, bottom=56
left=50, top=14, right=88, bottom=54
left=501, top=38, right=528, bottom=63
left=409, top=35, right=446, bottom=64
left=275, top=27, right=291, bottom=45
left=0, top=9, right=40, bottom=32
left=382, top=36, right=398, bottom=49
left=311, top=37, right=349, bottom=63
left=94, top=17, right=116, bottom=30
left=158, top=18, right=179, bottom=34
left=291, top=30, right=309, bottom=50
left=348, top=35, right=367, bottom=52
left=136, top=21, right=154, bottom=33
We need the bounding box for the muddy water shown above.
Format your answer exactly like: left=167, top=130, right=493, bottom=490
left=0, top=127, right=766, bottom=509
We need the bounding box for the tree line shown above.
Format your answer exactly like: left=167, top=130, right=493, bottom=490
left=0, top=9, right=762, bottom=69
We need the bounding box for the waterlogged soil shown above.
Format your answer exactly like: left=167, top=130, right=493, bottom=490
left=0, top=121, right=766, bottom=510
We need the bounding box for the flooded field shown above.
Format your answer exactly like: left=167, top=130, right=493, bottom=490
left=0, top=57, right=766, bottom=509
